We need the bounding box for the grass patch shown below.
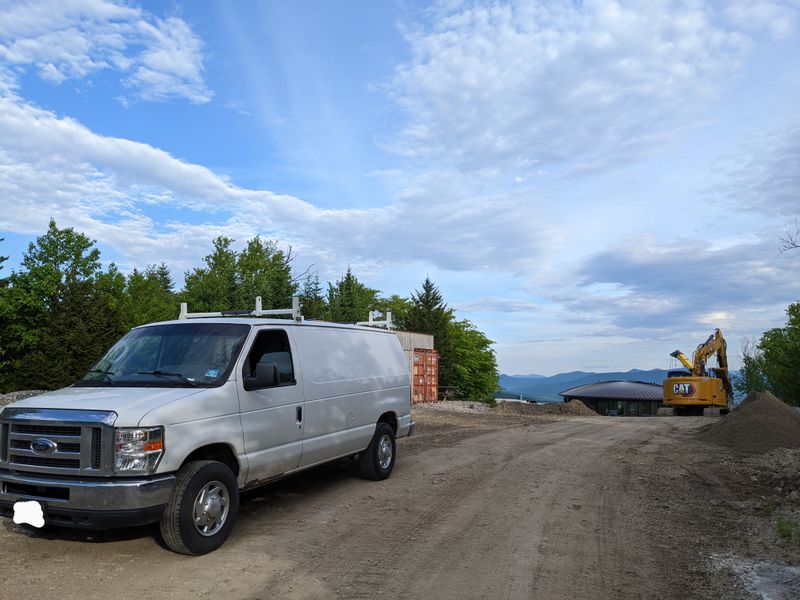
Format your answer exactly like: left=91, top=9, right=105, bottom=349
left=776, top=517, right=800, bottom=542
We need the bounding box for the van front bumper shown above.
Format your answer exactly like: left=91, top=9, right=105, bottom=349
left=0, top=468, right=175, bottom=529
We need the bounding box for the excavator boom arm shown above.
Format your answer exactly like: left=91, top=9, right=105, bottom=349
left=669, top=350, right=694, bottom=371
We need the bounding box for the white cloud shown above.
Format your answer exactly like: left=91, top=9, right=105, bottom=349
left=566, top=234, right=800, bottom=337
left=1, top=0, right=797, bottom=376
left=718, top=126, right=800, bottom=216
left=387, top=1, right=777, bottom=174
left=456, top=296, right=542, bottom=313
left=0, top=91, right=553, bottom=276
left=0, top=0, right=211, bottom=104
left=726, top=1, right=799, bottom=39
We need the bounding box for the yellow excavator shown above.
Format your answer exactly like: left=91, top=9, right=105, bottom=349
left=658, top=328, right=732, bottom=416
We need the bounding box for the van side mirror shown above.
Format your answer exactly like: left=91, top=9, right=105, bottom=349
left=244, top=362, right=279, bottom=391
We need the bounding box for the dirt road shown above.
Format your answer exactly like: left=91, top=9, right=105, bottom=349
left=0, top=411, right=793, bottom=599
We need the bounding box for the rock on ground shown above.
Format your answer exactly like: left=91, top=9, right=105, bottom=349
left=0, top=390, right=47, bottom=407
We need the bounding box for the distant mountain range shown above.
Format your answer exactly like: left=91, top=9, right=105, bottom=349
left=499, top=369, right=670, bottom=403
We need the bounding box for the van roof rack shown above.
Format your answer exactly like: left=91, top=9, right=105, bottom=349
left=357, top=310, right=394, bottom=331
left=179, top=296, right=303, bottom=323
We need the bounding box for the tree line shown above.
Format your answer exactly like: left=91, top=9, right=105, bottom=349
left=0, top=220, right=499, bottom=401
left=733, top=223, right=800, bottom=405
left=734, top=301, right=799, bottom=406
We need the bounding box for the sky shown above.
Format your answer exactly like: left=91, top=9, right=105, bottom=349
left=0, top=0, right=798, bottom=376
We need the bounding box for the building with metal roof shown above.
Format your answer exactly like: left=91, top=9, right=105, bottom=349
left=560, top=380, right=663, bottom=416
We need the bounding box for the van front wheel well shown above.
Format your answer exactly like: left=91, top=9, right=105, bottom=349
left=378, top=412, right=397, bottom=434
left=182, top=444, right=240, bottom=477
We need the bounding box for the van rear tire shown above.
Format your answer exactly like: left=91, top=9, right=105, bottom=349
left=159, top=460, right=239, bottom=555
left=359, top=423, right=396, bottom=481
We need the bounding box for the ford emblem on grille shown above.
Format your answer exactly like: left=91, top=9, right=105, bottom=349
left=30, top=438, right=58, bottom=454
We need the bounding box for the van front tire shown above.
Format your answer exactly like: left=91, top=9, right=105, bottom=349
left=159, top=460, right=239, bottom=555
left=359, top=423, right=396, bottom=481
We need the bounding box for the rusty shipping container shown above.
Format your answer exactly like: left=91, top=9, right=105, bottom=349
left=412, top=348, right=439, bottom=403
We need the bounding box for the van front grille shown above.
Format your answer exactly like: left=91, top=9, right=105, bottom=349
left=12, top=424, right=81, bottom=437
left=10, top=455, right=81, bottom=469
left=1, top=411, right=113, bottom=476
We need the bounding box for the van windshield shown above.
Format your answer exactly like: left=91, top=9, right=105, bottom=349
left=76, top=323, right=250, bottom=388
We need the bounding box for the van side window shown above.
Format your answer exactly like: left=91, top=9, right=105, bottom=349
left=245, top=330, right=295, bottom=385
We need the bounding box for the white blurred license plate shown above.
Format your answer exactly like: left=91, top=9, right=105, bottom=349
left=13, top=500, right=45, bottom=528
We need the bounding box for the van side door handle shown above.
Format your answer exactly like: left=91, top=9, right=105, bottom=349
left=296, top=406, right=302, bottom=425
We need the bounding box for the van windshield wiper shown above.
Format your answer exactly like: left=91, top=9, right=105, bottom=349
left=137, top=370, right=197, bottom=387
left=86, top=369, right=116, bottom=383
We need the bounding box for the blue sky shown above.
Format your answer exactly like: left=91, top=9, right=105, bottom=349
left=1, top=0, right=799, bottom=375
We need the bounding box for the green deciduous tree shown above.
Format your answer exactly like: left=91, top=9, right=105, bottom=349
left=182, top=236, right=297, bottom=313
left=182, top=236, right=238, bottom=311
left=236, top=237, right=297, bottom=310
left=326, top=267, right=378, bottom=322
left=445, top=319, right=499, bottom=402
left=733, top=338, right=769, bottom=399
left=736, top=303, right=800, bottom=406
left=758, top=303, right=800, bottom=405
left=0, top=220, right=126, bottom=391
left=373, top=294, right=412, bottom=329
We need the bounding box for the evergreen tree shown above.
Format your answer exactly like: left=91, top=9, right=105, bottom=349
left=124, top=263, right=178, bottom=327
left=405, top=277, right=455, bottom=388
left=406, top=277, right=452, bottom=335
left=16, top=278, right=126, bottom=390
left=300, top=273, right=327, bottom=320
left=326, top=267, right=378, bottom=322
left=0, top=237, right=7, bottom=273
left=405, top=277, right=498, bottom=402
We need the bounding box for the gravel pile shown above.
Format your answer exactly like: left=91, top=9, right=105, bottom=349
left=415, top=400, right=597, bottom=417
left=494, top=399, right=596, bottom=417
left=0, top=390, right=46, bottom=407
left=414, top=401, right=492, bottom=414
left=697, top=391, right=800, bottom=454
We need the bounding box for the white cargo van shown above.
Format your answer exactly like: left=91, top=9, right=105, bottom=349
left=0, top=303, right=414, bottom=555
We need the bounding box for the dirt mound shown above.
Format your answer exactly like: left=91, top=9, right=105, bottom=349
left=494, top=399, right=596, bottom=417
left=697, top=391, right=800, bottom=454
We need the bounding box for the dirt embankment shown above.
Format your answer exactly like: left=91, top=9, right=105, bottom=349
left=494, top=398, right=597, bottom=416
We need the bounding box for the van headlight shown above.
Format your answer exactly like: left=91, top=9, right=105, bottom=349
left=114, top=427, right=164, bottom=474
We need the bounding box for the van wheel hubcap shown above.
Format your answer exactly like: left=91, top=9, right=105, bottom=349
left=377, top=435, right=393, bottom=469
left=193, top=481, right=229, bottom=536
